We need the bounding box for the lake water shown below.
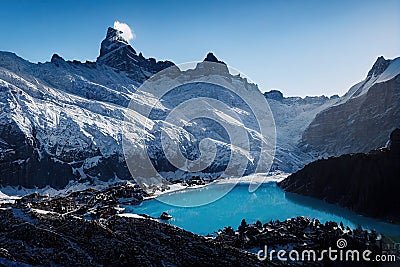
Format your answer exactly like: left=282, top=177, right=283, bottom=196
left=127, top=182, right=400, bottom=237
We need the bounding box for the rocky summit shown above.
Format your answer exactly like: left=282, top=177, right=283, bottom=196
left=97, top=27, right=174, bottom=83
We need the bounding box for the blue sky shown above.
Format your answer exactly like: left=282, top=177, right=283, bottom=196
left=1, top=0, right=399, bottom=97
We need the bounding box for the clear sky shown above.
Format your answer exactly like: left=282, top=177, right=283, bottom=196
left=1, top=0, right=399, bottom=97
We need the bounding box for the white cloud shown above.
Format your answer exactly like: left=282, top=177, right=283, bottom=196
left=113, top=21, right=135, bottom=42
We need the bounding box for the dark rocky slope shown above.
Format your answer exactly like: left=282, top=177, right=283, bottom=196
left=0, top=208, right=264, bottom=266
left=279, top=129, right=400, bottom=223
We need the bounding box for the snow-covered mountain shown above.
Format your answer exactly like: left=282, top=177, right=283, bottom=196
left=302, top=56, right=400, bottom=156
left=0, top=27, right=275, bottom=189
left=1, top=26, right=398, bottom=190
left=263, top=56, right=400, bottom=171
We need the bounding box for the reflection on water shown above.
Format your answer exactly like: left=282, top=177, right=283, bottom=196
left=127, top=183, right=400, bottom=237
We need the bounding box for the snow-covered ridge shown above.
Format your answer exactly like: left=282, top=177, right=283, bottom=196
left=376, top=57, right=400, bottom=83
left=339, top=56, right=400, bottom=102
left=0, top=27, right=279, bottom=189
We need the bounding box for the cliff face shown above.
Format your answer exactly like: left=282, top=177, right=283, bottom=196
left=279, top=129, right=400, bottom=223
left=302, top=57, right=400, bottom=157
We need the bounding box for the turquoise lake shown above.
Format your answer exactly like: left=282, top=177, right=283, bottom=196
left=127, top=182, right=400, bottom=237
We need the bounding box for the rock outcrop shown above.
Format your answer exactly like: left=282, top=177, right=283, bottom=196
left=263, top=90, right=284, bottom=101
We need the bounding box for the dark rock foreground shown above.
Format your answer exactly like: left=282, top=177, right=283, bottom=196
left=0, top=208, right=263, bottom=266
left=1, top=207, right=398, bottom=266
left=217, top=217, right=400, bottom=266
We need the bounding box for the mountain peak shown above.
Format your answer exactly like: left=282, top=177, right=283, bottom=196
left=51, top=53, right=64, bottom=62
left=367, top=56, right=390, bottom=78
left=106, top=27, right=127, bottom=42
left=96, top=26, right=174, bottom=83
left=203, top=52, right=226, bottom=65
left=98, top=27, right=136, bottom=59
